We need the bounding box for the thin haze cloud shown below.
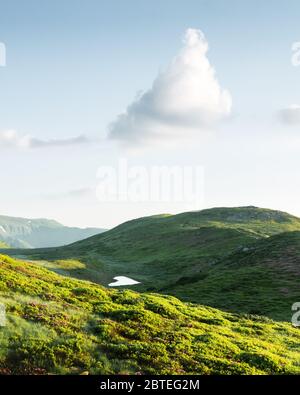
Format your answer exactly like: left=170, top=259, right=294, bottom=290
left=0, top=130, right=90, bottom=149
left=43, top=187, right=94, bottom=200
left=279, top=105, right=300, bottom=125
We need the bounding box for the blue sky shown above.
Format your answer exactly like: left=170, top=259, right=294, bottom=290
left=0, top=0, right=299, bottom=228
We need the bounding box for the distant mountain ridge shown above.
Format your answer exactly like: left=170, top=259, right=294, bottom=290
left=0, top=214, right=106, bottom=248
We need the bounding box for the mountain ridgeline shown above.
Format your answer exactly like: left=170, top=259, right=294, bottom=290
left=0, top=215, right=105, bottom=248
left=5, top=206, right=300, bottom=321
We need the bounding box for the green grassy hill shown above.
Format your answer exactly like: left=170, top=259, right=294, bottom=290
left=0, top=254, right=300, bottom=375
left=4, top=206, right=300, bottom=321
left=163, top=231, right=300, bottom=321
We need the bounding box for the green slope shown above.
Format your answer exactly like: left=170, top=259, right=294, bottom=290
left=163, top=231, right=300, bottom=321
left=4, top=206, right=300, bottom=321
left=0, top=254, right=300, bottom=375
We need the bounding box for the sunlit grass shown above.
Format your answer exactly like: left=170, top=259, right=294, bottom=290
left=0, top=254, right=300, bottom=375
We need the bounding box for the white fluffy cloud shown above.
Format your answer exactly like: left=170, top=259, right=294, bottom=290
left=279, top=105, right=300, bottom=125
left=0, top=130, right=89, bottom=149
left=109, top=28, right=232, bottom=145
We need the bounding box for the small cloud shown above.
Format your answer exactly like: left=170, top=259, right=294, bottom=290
left=29, top=135, right=89, bottom=148
left=278, top=105, right=300, bottom=125
left=0, top=130, right=90, bottom=149
left=108, top=28, right=232, bottom=145
left=43, top=187, right=94, bottom=200
left=64, top=187, right=94, bottom=198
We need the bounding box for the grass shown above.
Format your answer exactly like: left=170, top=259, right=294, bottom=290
left=4, top=206, right=300, bottom=321
left=0, top=254, right=300, bottom=375
left=163, top=231, right=300, bottom=321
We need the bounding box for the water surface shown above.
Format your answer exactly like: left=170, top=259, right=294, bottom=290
left=108, top=276, right=141, bottom=287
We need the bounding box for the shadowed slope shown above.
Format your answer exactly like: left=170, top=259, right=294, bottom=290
left=162, top=231, right=300, bottom=321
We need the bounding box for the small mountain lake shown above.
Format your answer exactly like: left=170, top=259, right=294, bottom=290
left=108, top=276, right=141, bottom=287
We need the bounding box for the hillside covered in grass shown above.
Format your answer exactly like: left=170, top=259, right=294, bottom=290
left=5, top=206, right=300, bottom=321
left=0, top=254, right=300, bottom=375
left=164, top=231, right=300, bottom=321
